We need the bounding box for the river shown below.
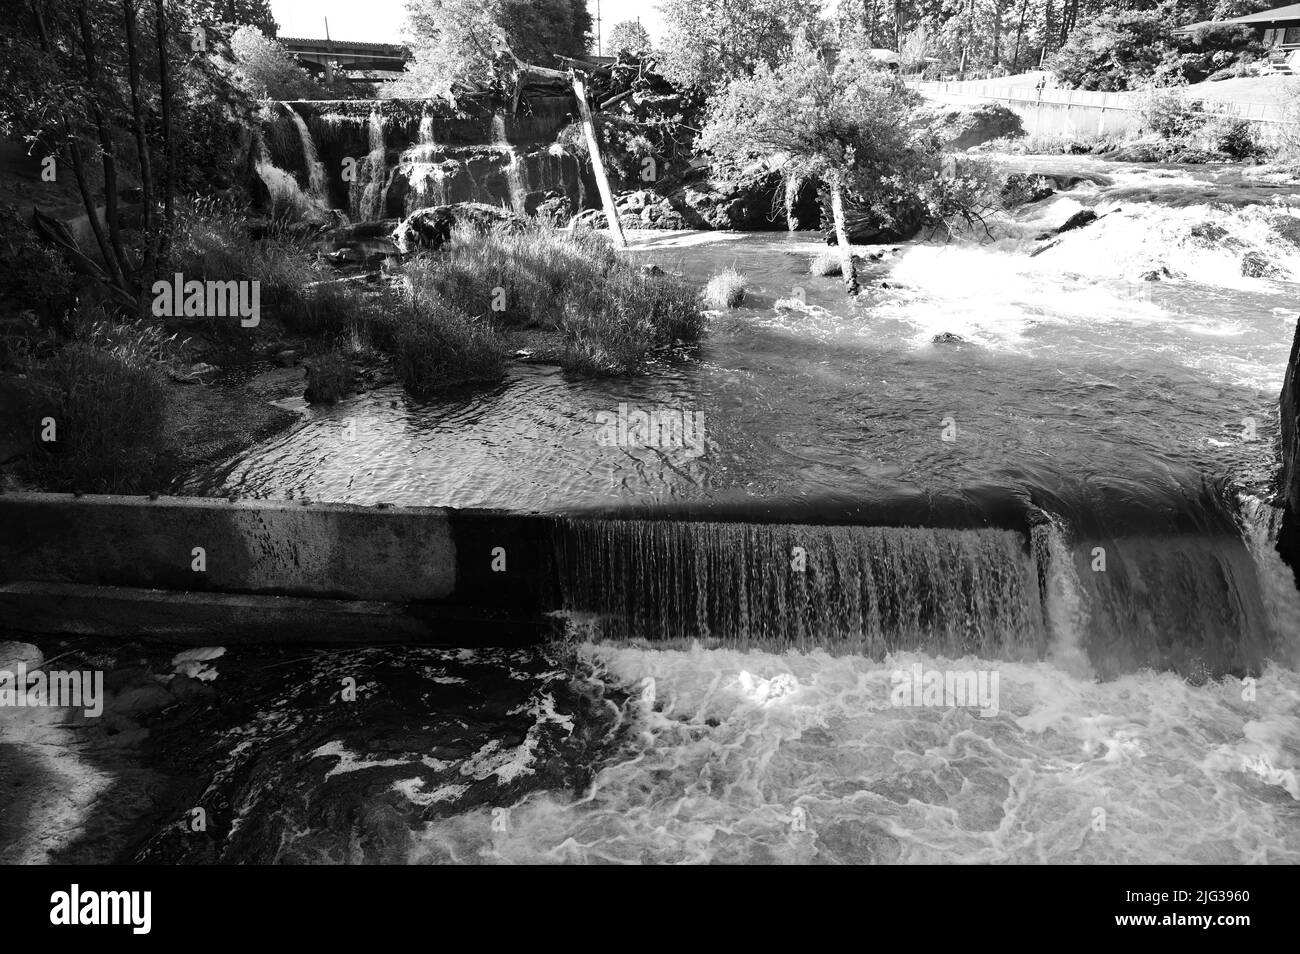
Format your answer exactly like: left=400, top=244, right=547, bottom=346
left=163, top=155, right=1300, bottom=864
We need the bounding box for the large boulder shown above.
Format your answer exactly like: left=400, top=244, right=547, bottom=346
left=391, top=202, right=526, bottom=254
left=664, top=170, right=821, bottom=231
left=914, top=102, right=1025, bottom=151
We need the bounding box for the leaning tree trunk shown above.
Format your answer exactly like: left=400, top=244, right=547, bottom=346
left=829, top=175, right=858, bottom=296
left=76, top=0, right=132, bottom=287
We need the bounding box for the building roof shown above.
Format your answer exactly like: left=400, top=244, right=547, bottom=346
left=1177, top=3, right=1300, bottom=33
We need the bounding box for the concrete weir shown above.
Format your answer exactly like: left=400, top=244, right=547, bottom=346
left=0, top=493, right=555, bottom=644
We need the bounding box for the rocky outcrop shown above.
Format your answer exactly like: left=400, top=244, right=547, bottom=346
left=391, top=203, right=526, bottom=254
left=575, top=171, right=822, bottom=232
left=914, top=102, right=1025, bottom=151
left=1279, top=317, right=1300, bottom=586
left=1241, top=250, right=1289, bottom=279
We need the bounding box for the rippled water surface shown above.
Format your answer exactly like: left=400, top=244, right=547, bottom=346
left=183, top=158, right=1300, bottom=512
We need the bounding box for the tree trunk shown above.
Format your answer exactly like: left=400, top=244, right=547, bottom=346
left=1011, top=0, right=1029, bottom=73
left=123, top=0, right=157, bottom=315
left=155, top=0, right=176, bottom=247
left=572, top=73, right=626, bottom=249
left=993, top=0, right=1003, bottom=68
left=76, top=0, right=131, bottom=286
left=27, top=1, right=118, bottom=285
left=830, top=176, right=858, bottom=296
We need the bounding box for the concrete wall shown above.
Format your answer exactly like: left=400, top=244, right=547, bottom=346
left=912, top=82, right=1300, bottom=144
left=0, top=493, right=457, bottom=602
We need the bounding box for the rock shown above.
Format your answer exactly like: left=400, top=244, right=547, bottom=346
left=0, top=641, right=42, bottom=672
left=109, top=683, right=175, bottom=716
left=1000, top=173, right=1055, bottom=209
left=530, top=191, right=573, bottom=227
left=1242, top=250, right=1288, bottom=279
left=666, top=169, right=820, bottom=231
left=1189, top=221, right=1229, bottom=244
left=170, top=674, right=217, bottom=704
left=932, top=332, right=966, bottom=344
left=1267, top=213, right=1300, bottom=247
left=913, top=102, right=1025, bottom=151
left=272, top=349, right=300, bottom=368
left=641, top=264, right=665, bottom=276
left=170, top=362, right=218, bottom=384
left=391, top=203, right=526, bottom=254
left=1034, top=209, right=1098, bottom=240
left=1139, top=265, right=1184, bottom=282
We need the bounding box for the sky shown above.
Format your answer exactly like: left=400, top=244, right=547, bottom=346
left=270, top=0, right=666, bottom=49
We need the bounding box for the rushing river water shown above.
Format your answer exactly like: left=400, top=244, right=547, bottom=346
left=160, top=156, right=1300, bottom=864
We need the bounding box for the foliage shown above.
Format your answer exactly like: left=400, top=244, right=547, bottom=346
left=228, top=26, right=334, bottom=100
left=606, top=19, right=652, bottom=55
left=0, top=207, right=76, bottom=328
left=658, top=0, right=823, bottom=93
left=396, top=0, right=591, bottom=97
left=30, top=340, right=169, bottom=493
left=703, top=269, right=748, bottom=308
left=408, top=222, right=702, bottom=374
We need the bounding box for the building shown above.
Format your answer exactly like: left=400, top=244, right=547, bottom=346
left=1176, top=3, right=1300, bottom=72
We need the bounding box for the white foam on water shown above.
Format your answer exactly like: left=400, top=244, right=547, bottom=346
left=410, top=644, right=1300, bottom=864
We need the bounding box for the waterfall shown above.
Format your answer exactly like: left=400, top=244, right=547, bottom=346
left=253, top=131, right=317, bottom=220
left=551, top=519, right=1048, bottom=659
left=406, top=115, right=448, bottom=209
left=548, top=511, right=1284, bottom=678
left=491, top=113, right=528, bottom=214
left=282, top=104, right=328, bottom=202
left=359, top=109, right=392, bottom=221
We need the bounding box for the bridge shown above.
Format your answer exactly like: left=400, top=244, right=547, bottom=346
left=279, top=36, right=411, bottom=81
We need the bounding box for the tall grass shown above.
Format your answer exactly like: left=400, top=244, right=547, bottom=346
left=31, top=341, right=169, bottom=492
left=172, top=204, right=365, bottom=336
left=408, top=223, right=703, bottom=374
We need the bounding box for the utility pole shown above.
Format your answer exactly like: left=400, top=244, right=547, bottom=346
left=596, top=0, right=602, bottom=56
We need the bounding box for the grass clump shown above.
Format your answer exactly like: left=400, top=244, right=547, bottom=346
left=172, top=204, right=365, bottom=337
left=30, top=338, right=169, bottom=492
left=703, top=269, right=747, bottom=308
left=809, top=249, right=842, bottom=277
left=304, top=346, right=355, bottom=404
left=408, top=223, right=703, bottom=374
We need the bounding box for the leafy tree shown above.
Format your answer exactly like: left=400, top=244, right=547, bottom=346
left=397, top=0, right=590, bottom=97
left=699, top=37, right=985, bottom=294
left=606, top=19, right=652, bottom=55
left=658, top=0, right=823, bottom=93
left=228, top=25, right=330, bottom=99
left=187, top=0, right=277, bottom=35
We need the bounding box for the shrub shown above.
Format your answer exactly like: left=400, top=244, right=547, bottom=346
left=1139, top=87, right=1207, bottom=141
left=172, top=205, right=365, bottom=336
left=703, top=269, right=747, bottom=308
left=304, top=346, right=355, bottom=404
left=381, top=302, right=507, bottom=396
left=809, top=249, right=843, bottom=276
left=409, top=222, right=702, bottom=373
left=32, top=342, right=168, bottom=492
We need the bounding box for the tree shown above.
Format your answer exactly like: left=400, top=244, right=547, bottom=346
left=187, top=0, right=277, bottom=35
left=397, top=0, right=590, bottom=97
left=699, top=38, right=975, bottom=294
left=658, top=0, right=823, bottom=93
left=228, top=24, right=330, bottom=99
left=606, top=19, right=651, bottom=55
